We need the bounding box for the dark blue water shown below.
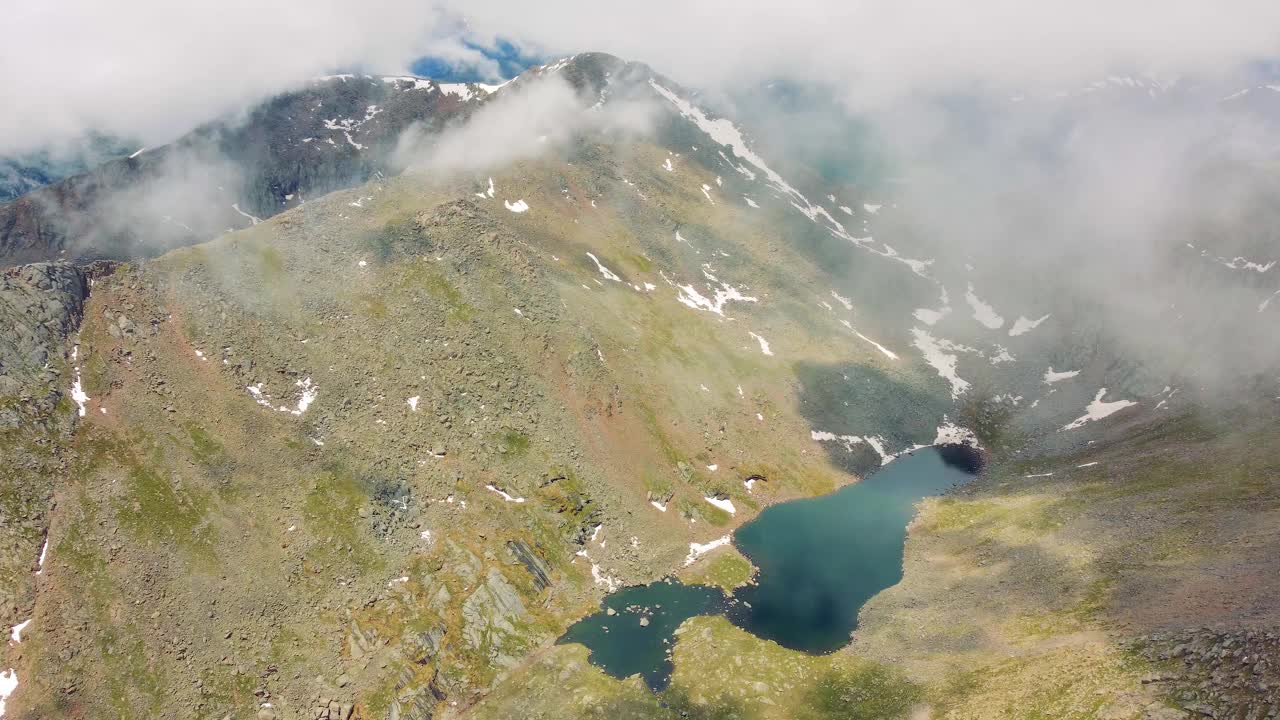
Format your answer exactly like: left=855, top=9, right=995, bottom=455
left=557, top=579, right=726, bottom=690
left=558, top=446, right=979, bottom=689
left=726, top=446, right=976, bottom=652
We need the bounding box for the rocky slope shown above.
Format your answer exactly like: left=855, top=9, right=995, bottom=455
left=0, top=52, right=1277, bottom=720
left=0, top=75, right=503, bottom=268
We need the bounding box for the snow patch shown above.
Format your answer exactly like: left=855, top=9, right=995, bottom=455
left=849, top=326, right=899, bottom=360
left=407, top=396, right=419, bottom=412
left=989, top=345, right=1015, bottom=365
left=1259, top=289, right=1280, bottom=313
left=231, top=203, right=262, bottom=225
left=1043, top=368, right=1080, bottom=384
left=485, top=485, right=526, bottom=503
left=934, top=421, right=980, bottom=446
left=439, top=83, right=482, bottom=101
left=35, top=538, right=47, bottom=575
left=10, top=619, right=31, bottom=644
left=671, top=275, right=758, bottom=317
left=590, top=563, right=621, bottom=592
left=0, top=668, right=17, bottom=716
left=965, top=283, right=1004, bottom=329
left=683, top=536, right=731, bottom=566
left=504, top=199, right=529, bottom=213
left=246, top=377, right=317, bottom=416
left=1009, top=314, right=1051, bottom=336
left=703, top=495, right=736, bottom=514
left=586, top=253, right=622, bottom=282
left=747, top=332, right=774, bottom=356
left=810, top=430, right=893, bottom=465
left=1062, top=388, right=1138, bottom=431
left=913, top=288, right=952, bottom=326
left=1219, top=256, right=1275, bottom=273
left=911, top=328, right=970, bottom=397
left=70, top=368, right=89, bottom=417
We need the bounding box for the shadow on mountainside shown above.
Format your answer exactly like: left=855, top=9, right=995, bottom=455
left=794, top=360, right=951, bottom=478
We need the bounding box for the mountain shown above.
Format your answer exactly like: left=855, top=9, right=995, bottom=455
left=0, top=133, right=139, bottom=203
left=0, top=74, right=507, bottom=267
left=0, top=52, right=1278, bottom=720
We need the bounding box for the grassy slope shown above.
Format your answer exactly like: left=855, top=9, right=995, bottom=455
left=853, top=409, right=1280, bottom=718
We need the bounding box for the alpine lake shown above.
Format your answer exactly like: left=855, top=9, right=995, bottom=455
left=558, top=445, right=982, bottom=690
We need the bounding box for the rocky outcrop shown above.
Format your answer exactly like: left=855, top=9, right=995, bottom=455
left=506, top=540, right=552, bottom=592
left=461, top=569, right=528, bottom=666
left=1135, top=628, right=1280, bottom=719
left=0, top=261, right=89, bottom=398
left=0, top=262, right=89, bottom=636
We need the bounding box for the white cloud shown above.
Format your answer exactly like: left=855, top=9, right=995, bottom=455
left=458, top=0, right=1280, bottom=105
left=8, top=1, right=1280, bottom=155
left=392, top=73, right=657, bottom=174
left=1, top=1, right=474, bottom=153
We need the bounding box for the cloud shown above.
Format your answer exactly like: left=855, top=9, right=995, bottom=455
left=21, top=146, right=247, bottom=259
left=10, top=1, right=1279, bottom=157
left=458, top=0, right=1280, bottom=105
left=0, top=0, right=472, bottom=154
left=392, top=73, right=657, bottom=174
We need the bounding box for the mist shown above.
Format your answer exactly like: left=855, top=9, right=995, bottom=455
left=392, top=74, right=658, bottom=175
left=19, top=146, right=249, bottom=261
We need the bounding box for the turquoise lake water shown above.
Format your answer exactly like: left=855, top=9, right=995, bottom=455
left=558, top=446, right=979, bottom=690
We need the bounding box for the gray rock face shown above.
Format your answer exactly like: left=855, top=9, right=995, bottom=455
left=405, top=625, right=446, bottom=665
left=461, top=569, right=527, bottom=663
left=385, top=664, right=444, bottom=720
left=506, top=540, right=552, bottom=592
left=0, top=261, right=88, bottom=397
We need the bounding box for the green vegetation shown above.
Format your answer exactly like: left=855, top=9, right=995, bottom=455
left=679, top=549, right=754, bottom=592
left=117, top=459, right=213, bottom=546
left=494, top=429, right=531, bottom=457
left=799, top=665, right=923, bottom=720
left=302, top=467, right=381, bottom=572
left=257, top=243, right=285, bottom=278
left=185, top=423, right=228, bottom=466
left=396, top=261, right=474, bottom=319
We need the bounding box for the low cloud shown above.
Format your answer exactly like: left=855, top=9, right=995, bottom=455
left=392, top=74, right=657, bottom=174
left=459, top=0, right=1280, bottom=107
left=1, top=1, right=479, bottom=154
left=13, top=1, right=1279, bottom=157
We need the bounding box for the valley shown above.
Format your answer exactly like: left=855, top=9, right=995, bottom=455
left=0, top=51, right=1276, bottom=720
